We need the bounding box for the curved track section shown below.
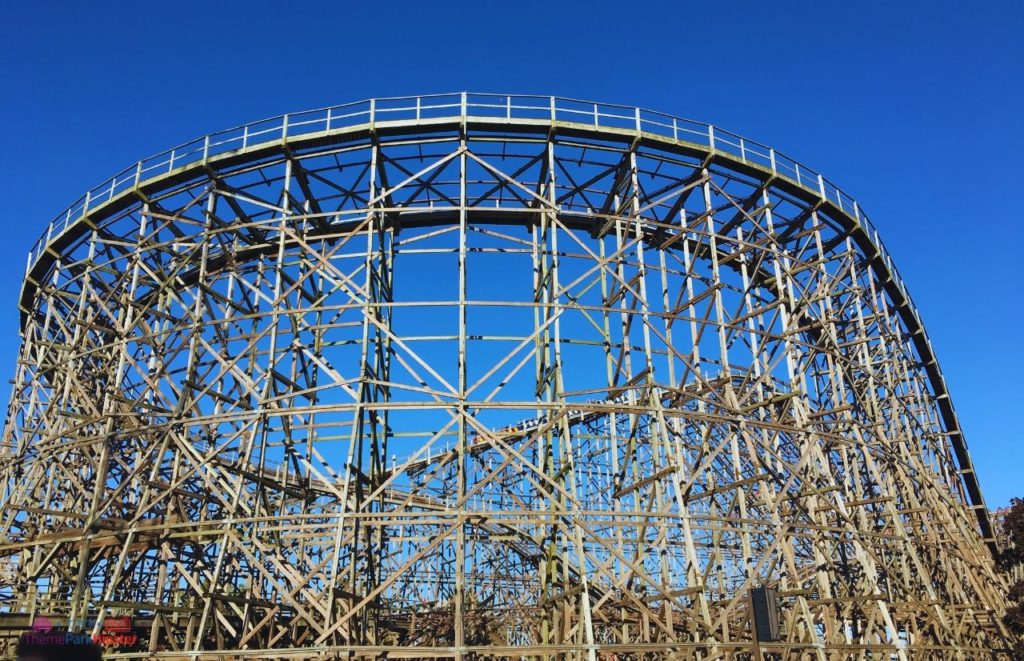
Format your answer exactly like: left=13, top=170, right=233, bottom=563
left=0, top=94, right=1009, bottom=657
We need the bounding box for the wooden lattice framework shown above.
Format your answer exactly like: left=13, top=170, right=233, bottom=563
left=0, top=94, right=1010, bottom=658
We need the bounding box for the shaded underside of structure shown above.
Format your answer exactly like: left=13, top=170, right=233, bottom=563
left=0, top=94, right=1010, bottom=658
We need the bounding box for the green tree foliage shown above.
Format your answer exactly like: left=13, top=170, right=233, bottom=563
left=1001, top=499, right=1024, bottom=569
left=1000, top=498, right=1024, bottom=657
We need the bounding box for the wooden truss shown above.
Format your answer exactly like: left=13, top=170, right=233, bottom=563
left=0, top=95, right=1010, bottom=658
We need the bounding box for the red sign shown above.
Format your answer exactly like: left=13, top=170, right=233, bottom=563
left=104, top=617, right=132, bottom=633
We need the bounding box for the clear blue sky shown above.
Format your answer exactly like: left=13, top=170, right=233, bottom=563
left=1, top=0, right=1021, bottom=507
